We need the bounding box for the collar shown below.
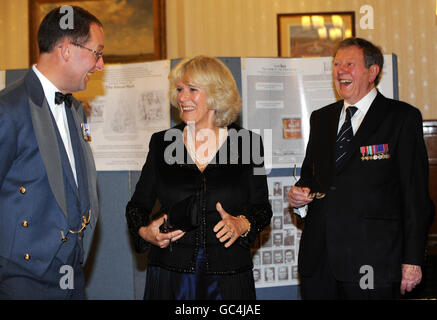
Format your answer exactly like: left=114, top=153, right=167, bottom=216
left=32, top=64, right=63, bottom=110
left=343, top=87, right=377, bottom=116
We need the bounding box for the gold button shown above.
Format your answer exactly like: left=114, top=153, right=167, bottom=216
left=21, top=220, right=29, bottom=227
left=19, top=186, right=26, bottom=194
left=24, top=253, right=30, bottom=260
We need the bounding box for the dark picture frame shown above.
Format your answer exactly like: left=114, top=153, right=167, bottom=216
left=29, top=0, right=166, bottom=65
left=277, top=12, right=355, bottom=58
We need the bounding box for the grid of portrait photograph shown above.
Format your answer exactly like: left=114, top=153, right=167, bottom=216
left=251, top=176, right=303, bottom=288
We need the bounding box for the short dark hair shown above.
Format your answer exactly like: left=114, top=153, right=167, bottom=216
left=37, top=6, right=102, bottom=54
left=334, top=37, right=384, bottom=85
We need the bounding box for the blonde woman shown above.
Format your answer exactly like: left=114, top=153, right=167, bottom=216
left=126, top=56, right=272, bottom=300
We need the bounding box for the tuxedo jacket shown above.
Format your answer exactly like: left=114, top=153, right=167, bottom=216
left=297, top=91, right=434, bottom=284
left=0, top=69, right=99, bottom=279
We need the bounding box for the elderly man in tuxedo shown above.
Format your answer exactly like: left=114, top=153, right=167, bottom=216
left=289, top=37, right=434, bottom=299
left=0, top=6, right=103, bottom=299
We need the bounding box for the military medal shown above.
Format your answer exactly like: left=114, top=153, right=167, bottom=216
left=361, top=143, right=390, bottom=160
left=366, top=145, right=373, bottom=160
left=81, top=123, right=92, bottom=142
left=376, top=144, right=382, bottom=159
left=372, top=145, right=378, bottom=160
left=360, top=146, right=366, bottom=161
left=383, top=144, right=390, bottom=159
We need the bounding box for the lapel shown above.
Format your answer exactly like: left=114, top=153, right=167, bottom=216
left=322, top=101, right=344, bottom=171
left=70, top=99, right=99, bottom=228
left=66, top=103, right=90, bottom=212
left=25, top=69, right=68, bottom=219
left=336, top=91, right=389, bottom=173
left=60, top=107, right=80, bottom=199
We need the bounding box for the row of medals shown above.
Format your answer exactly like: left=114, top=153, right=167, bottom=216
left=361, top=153, right=390, bottom=161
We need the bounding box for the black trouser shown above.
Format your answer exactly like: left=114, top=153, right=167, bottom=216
left=300, top=251, right=401, bottom=300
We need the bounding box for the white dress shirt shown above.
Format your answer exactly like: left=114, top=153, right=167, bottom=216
left=295, top=88, right=378, bottom=217
left=338, top=88, right=377, bottom=135
left=32, top=65, right=77, bottom=185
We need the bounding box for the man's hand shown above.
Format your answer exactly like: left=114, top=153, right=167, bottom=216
left=288, top=186, right=313, bottom=208
left=400, top=264, right=422, bottom=295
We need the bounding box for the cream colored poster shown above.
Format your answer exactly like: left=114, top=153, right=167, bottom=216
left=242, top=58, right=307, bottom=168
left=80, top=60, right=170, bottom=171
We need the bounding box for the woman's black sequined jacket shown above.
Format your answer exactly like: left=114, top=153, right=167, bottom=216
left=125, top=123, right=272, bottom=274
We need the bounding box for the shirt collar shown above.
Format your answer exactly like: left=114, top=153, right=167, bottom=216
left=343, top=88, right=377, bottom=115
left=32, top=64, right=62, bottom=109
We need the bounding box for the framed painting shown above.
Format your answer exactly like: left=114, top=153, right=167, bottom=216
left=29, top=0, right=166, bottom=65
left=277, top=12, right=355, bottom=58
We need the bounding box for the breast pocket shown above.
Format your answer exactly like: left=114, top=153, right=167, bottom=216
left=358, top=156, right=396, bottom=186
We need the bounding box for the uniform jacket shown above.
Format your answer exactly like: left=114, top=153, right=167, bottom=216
left=297, top=91, right=434, bottom=284
left=0, top=69, right=99, bottom=278
left=126, top=122, right=272, bottom=274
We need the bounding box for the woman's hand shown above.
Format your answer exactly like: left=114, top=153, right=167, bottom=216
left=138, top=214, right=185, bottom=248
left=213, top=202, right=250, bottom=248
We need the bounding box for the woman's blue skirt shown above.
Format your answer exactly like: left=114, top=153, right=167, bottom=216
left=144, top=249, right=256, bottom=300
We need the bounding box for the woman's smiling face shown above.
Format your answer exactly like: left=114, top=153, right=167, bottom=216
left=176, top=80, right=215, bottom=128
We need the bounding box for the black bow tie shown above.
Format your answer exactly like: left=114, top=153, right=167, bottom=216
left=55, top=92, right=73, bottom=107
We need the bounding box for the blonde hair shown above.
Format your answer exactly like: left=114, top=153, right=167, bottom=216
left=168, top=55, right=242, bottom=127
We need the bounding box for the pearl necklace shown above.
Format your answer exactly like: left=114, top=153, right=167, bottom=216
left=185, top=127, right=228, bottom=170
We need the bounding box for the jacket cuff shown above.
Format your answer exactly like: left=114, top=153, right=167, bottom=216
left=238, top=204, right=272, bottom=249
left=125, top=204, right=151, bottom=253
